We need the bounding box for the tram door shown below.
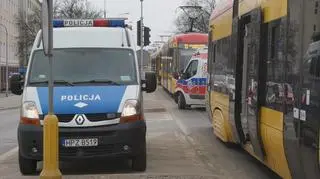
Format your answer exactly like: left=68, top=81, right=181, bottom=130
left=239, top=8, right=265, bottom=160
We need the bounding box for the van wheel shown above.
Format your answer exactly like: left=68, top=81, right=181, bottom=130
left=19, top=153, right=37, bottom=175
left=132, top=144, right=147, bottom=171
left=177, top=93, right=186, bottom=109
left=174, top=93, right=179, bottom=103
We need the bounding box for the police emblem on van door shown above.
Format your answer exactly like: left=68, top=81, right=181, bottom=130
left=74, top=114, right=86, bottom=125
left=74, top=102, right=88, bottom=108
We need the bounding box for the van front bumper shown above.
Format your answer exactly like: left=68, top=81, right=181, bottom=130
left=17, top=120, right=146, bottom=161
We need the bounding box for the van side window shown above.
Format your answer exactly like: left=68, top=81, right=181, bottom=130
left=185, top=60, right=199, bottom=79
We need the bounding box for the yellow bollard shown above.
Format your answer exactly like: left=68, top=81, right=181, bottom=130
left=40, top=114, right=62, bottom=179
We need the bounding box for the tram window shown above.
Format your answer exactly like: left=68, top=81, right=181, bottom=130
left=271, top=26, right=279, bottom=58
left=265, top=21, right=283, bottom=110
left=213, top=43, right=216, bottom=63
left=169, top=48, right=174, bottom=73
left=209, top=42, right=216, bottom=89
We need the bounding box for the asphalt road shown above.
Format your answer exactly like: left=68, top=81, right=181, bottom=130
left=0, top=89, right=281, bottom=179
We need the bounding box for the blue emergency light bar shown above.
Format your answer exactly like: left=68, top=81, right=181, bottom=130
left=53, top=19, right=126, bottom=28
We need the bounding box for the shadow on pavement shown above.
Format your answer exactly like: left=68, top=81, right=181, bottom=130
left=34, top=158, right=137, bottom=176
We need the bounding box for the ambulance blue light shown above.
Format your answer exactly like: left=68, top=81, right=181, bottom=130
left=53, top=20, right=64, bottom=28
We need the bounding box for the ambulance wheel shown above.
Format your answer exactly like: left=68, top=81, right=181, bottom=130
left=177, top=92, right=186, bottom=109
left=19, top=153, right=37, bottom=175
left=174, top=93, right=179, bottom=103
left=132, top=143, right=147, bottom=171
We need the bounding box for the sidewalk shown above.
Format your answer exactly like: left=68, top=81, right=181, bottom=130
left=0, top=93, right=21, bottom=111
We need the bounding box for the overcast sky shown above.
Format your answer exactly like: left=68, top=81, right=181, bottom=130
left=89, top=0, right=186, bottom=42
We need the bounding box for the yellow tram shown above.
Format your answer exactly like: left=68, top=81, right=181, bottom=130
left=207, top=0, right=320, bottom=178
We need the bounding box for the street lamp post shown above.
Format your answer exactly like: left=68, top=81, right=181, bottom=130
left=40, top=0, right=62, bottom=178
left=0, top=23, right=9, bottom=97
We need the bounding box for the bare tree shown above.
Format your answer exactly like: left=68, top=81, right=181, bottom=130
left=15, top=0, right=103, bottom=66
left=54, top=0, right=103, bottom=19
left=175, top=0, right=215, bottom=33
left=16, top=6, right=41, bottom=66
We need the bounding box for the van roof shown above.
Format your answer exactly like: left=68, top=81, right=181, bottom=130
left=33, top=27, right=134, bottom=50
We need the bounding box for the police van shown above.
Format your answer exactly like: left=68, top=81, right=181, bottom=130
left=9, top=19, right=157, bottom=174
left=175, top=48, right=208, bottom=109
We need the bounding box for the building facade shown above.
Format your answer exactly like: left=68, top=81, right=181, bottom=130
left=0, top=0, right=40, bottom=91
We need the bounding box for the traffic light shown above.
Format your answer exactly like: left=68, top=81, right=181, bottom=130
left=144, top=26, right=151, bottom=46
left=137, top=20, right=141, bottom=46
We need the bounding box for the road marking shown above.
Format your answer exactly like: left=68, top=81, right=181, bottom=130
left=0, top=146, right=18, bottom=162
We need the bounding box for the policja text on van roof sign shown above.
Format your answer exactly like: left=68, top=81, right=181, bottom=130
left=64, top=19, right=94, bottom=27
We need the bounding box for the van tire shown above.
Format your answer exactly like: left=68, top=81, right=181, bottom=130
left=177, top=93, right=186, bottom=109
left=174, top=93, right=178, bottom=103
left=132, top=144, right=147, bottom=171
left=19, top=153, right=37, bottom=175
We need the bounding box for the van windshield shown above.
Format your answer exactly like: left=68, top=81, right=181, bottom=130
left=28, top=48, right=138, bottom=86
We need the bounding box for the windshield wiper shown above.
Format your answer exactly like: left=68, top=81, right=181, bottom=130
left=73, top=79, right=120, bottom=85
left=29, top=80, right=74, bottom=86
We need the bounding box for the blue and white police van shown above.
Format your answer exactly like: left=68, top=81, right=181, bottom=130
left=9, top=18, right=157, bottom=174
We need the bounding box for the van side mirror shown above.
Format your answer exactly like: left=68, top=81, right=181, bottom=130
left=142, top=72, right=157, bottom=93
left=10, top=74, right=23, bottom=95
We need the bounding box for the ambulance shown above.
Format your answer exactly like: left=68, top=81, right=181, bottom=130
left=174, top=48, right=208, bottom=109
left=9, top=18, right=157, bottom=174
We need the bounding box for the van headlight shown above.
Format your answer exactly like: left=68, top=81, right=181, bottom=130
left=20, top=101, right=40, bottom=125
left=121, top=100, right=138, bottom=117
left=120, top=100, right=143, bottom=123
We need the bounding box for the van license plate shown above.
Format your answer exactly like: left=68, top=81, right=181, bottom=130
left=62, top=138, right=98, bottom=147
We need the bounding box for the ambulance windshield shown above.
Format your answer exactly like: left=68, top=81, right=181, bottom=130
left=28, top=48, right=137, bottom=86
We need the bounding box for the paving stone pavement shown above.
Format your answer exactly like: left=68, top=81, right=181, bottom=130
left=0, top=89, right=280, bottom=179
